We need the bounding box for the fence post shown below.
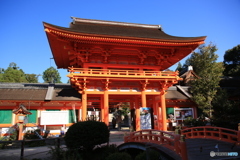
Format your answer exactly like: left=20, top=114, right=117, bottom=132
left=20, top=140, right=25, bottom=160
left=237, top=123, right=240, bottom=145
left=237, top=130, right=240, bottom=145
left=180, top=135, right=188, bottom=160
left=57, top=138, right=60, bottom=149
left=174, top=134, right=180, bottom=155
left=160, top=132, right=164, bottom=144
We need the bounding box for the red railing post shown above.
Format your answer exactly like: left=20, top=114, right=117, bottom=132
left=219, top=128, right=221, bottom=141
left=237, top=130, right=240, bottom=145
left=174, top=134, right=180, bottom=155
left=160, top=132, right=164, bottom=144
left=180, top=135, right=188, bottom=160
left=203, top=127, right=206, bottom=138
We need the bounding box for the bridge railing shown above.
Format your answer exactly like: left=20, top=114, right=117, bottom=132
left=181, top=126, right=240, bottom=145
left=124, top=129, right=187, bottom=160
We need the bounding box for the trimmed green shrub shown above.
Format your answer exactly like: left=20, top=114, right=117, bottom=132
left=64, top=120, right=109, bottom=151
left=105, top=152, right=132, bottom=160
left=0, top=129, right=18, bottom=149
left=135, top=149, right=160, bottom=160
left=93, top=144, right=118, bottom=160
left=48, top=145, right=82, bottom=160
left=24, top=129, right=42, bottom=139
left=24, top=129, right=45, bottom=147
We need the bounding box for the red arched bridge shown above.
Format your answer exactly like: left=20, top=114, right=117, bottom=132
left=120, top=126, right=240, bottom=160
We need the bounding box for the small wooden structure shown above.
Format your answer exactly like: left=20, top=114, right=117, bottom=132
left=12, top=104, right=32, bottom=140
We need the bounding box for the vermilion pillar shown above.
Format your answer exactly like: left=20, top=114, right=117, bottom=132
left=160, top=93, right=167, bottom=131
left=156, top=101, right=162, bottom=130
left=101, top=96, right=104, bottom=122
left=78, top=107, right=82, bottom=122
left=103, top=91, right=109, bottom=125
left=141, top=91, right=146, bottom=108
left=153, top=96, right=158, bottom=129
left=82, top=92, right=87, bottom=121
left=135, top=96, right=140, bottom=131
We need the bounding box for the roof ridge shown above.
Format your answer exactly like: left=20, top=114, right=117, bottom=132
left=71, top=17, right=161, bottom=29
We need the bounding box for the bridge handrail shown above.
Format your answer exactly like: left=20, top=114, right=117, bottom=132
left=124, top=129, right=186, bottom=158
left=181, top=126, right=240, bottom=145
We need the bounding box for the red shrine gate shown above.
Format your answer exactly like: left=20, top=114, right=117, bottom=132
left=44, top=17, right=206, bottom=131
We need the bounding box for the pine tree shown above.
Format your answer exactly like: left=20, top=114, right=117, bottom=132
left=223, top=44, right=240, bottom=76
left=184, top=44, right=224, bottom=117
left=175, top=62, right=185, bottom=73
left=212, top=88, right=240, bottom=129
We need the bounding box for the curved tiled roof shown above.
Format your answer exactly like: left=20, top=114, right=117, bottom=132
left=43, top=17, right=206, bottom=42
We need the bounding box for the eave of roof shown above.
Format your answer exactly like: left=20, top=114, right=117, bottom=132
left=43, top=18, right=206, bottom=44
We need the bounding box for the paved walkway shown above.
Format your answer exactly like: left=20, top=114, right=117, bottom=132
left=1, top=130, right=239, bottom=160
left=186, top=138, right=240, bottom=160
left=0, top=129, right=128, bottom=160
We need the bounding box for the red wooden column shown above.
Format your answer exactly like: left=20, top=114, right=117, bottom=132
left=141, top=91, right=146, bottom=108
left=160, top=92, right=167, bottom=131
left=81, top=91, right=87, bottom=121
left=135, top=96, right=140, bottom=131
left=100, top=95, right=104, bottom=122
left=152, top=96, right=158, bottom=129
left=78, top=107, right=82, bottom=122
left=103, top=90, right=109, bottom=126
left=156, top=100, right=162, bottom=130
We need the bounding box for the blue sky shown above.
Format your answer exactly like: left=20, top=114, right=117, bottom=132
left=1, top=0, right=239, bottom=83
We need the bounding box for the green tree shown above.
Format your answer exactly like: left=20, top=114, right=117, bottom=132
left=1, top=62, right=28, bottom=82
left=25, top=74, right=39, bottom=83
left=212, top=88, right=240, bottom=130
left=0, top=68, right=4, bottom=81
left=184, top=44, right=224, bottom=117
left=223, top=44, right=240, bottom=76
left=0, top=63, right=39, bottom=83
left=42, top=67, right=61, bottom=83
left=175, top=62, right=185, bottom=73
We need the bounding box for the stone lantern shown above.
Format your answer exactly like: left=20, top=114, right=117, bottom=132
left=12, top=104, right=32, bottom=140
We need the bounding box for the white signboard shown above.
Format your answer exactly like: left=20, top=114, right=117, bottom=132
left=174, top=108, right=193, bottom=120
left=40, top=111, right=69, bottom=125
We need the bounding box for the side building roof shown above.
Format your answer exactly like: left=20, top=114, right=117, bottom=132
left=0, top=83, right=81, bottom=101
left=0, top=83, right=190, bottom=101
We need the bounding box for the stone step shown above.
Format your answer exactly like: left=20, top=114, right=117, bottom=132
left=109, top=129, right=130, bottom=143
